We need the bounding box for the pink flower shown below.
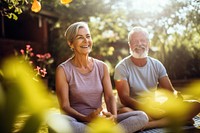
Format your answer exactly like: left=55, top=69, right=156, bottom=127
left=35, top=66, right=41, bottom=74
left=18, top=44, right=54, bottom=79
left=20, top=49, right=25, bottom=55
left=36, top=54, right=41, bottom=58
left=26, top=45, right=30, bottom=49
left=30, top=52, right=34, bottom=57
left=45, top=53, right=51, bottom=59
left=40, top=68, right=47, bottom=77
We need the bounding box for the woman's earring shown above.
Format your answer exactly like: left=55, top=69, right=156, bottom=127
left=70, top=47, right=74, bottom=51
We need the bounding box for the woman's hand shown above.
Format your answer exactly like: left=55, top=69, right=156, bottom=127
left=86, top=107, right=103, bottom=122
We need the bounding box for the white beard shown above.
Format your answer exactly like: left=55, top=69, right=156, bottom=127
left=130, top=47, right=148, bottom=58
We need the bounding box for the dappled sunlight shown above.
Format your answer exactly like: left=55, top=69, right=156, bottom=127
left=113, top=0, right=170, bottom=14
left=131, top=0, right=170, bottom=13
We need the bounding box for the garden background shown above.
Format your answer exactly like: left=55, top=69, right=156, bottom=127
left=0, top=0, right=200, bottom=132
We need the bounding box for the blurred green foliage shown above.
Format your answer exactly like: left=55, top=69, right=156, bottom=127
left=1, top=0, right=200, bottom=85
left=0, top=57, right=53, bottom=132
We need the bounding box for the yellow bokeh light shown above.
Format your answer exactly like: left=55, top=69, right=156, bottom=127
left=31, top=0, right=41, bottom=13
left=2, top=57, right=52, bottom=114
left=137, top=89, right=190, bottom=120
left=60, top=0, right=72, bottom=4
left=183, top=80, right=200, bottom=99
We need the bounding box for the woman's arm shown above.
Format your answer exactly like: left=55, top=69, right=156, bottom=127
left=56, top=66, right=94, bottom=122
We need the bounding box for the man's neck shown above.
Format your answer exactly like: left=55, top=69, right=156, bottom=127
left=130, top=56, right=147, bottom=67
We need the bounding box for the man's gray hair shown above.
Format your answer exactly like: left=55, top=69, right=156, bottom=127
left=128, top=26, right=150, bottom=44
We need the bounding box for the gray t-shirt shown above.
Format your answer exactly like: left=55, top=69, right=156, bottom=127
left=59, top=57, right=104, bottom=115
left=114, top=55, right=167, bottom=99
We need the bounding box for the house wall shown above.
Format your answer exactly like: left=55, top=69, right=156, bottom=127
left=0, top=13, right=50, bottom=62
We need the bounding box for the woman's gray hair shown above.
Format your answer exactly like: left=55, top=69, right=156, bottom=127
left=128, top=26, right=150, bottom=44
left=64, top=21, right=89, bottom=44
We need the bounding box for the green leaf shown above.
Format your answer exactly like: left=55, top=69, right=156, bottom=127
left=12, top=13, right=18, bottom=20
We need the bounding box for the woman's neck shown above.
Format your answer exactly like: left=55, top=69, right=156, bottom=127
left=73, top=55, right=91, bottom=68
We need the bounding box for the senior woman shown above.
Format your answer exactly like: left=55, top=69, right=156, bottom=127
left=55, top=21, right=148, bottom=133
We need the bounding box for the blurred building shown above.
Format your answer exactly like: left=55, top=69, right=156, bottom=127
left=0, top=9, right=58, bottom=63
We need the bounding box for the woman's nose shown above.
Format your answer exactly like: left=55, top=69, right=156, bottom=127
left=83, top=37, right=89, bottom=42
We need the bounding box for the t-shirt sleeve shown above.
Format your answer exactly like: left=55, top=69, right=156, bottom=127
left=157, top=60, right=168, bottom=78
left=114, top=63, right=128, bottom=81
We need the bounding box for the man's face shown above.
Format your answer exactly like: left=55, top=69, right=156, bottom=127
left=129, top=32, right=150, bottom=58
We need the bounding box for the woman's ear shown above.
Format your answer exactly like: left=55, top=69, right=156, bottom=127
left=68, top=41, right=74, bottom=51
left=68, top=41, right=73, bottom=48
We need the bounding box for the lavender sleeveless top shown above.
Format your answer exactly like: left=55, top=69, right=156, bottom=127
left=59, top=58, right=104, bottom=115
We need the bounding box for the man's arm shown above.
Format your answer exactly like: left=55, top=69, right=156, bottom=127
left=158, top=76, right=175, bottom=92
left=115, top=79, right=168, bottom=119
left=114, top=79, right=142, bottom=110
left=158, top=76, right=183, bottom=100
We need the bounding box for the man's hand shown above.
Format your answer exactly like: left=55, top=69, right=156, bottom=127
left=102, top=111, right=116, bottom=122
left=174, top=91, right=184, bottom=101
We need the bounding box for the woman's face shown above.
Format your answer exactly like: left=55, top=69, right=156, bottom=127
left=71, top=27, right=93, bottom=55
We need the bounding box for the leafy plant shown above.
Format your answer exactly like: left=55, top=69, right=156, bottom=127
left=0, top=0, right=28, bottom=20
left=17, top=44, right=54, bottom=81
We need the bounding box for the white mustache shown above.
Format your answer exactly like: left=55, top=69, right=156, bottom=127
left=133, top=45, right=146, bottom=50
left=130, top=45, right=148, bottom=59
